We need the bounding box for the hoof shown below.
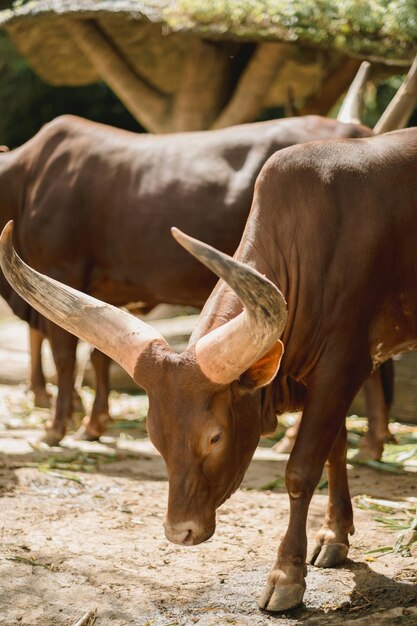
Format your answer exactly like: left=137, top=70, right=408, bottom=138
left=33, top=390, right=51, bottom=409
left=73, top=425, right=101, bottom=442
left=41, top=429, right=64, bottom=447
left=258, top=582, right=305, bottom=612
left=309, top=542, right=348, bottom=568
left=356, top=444, right=383, bottom=462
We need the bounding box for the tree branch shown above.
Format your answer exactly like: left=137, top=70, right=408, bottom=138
left=299, top=57, right=362, bottom=116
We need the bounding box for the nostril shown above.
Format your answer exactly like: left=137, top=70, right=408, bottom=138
left=164, top=525, right=194, bottom=545
left=164, top=519, right=214, bottom=545
left=176, top=529, right=192, bottom=545
left=182, top=529, right=193, bottom=546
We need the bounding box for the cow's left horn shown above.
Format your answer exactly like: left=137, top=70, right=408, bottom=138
left=337, top=61, right=371, bottom=125
left=374, top=54, right=417, bottom=134
left=172, top=228, right=287, bottom=385
left=0, top=221, right=167, bottom=379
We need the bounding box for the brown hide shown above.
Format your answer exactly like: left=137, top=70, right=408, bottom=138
left=0, top=113, right=372, bottom=443
left=3, top=114, right=371, bottom=310
left=141, top=129, right=417, bottom=606
left=1, top=128, right=417, bottom=612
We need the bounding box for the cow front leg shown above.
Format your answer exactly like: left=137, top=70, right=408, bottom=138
left=259, top=358, right=369, bottom=612
left=42, top=324, right=78, bottom=446
left=29, top=327, right=51, bottom=408
left=76, top=350, right=111, bottom=441
left=309, top=423, right=354, bottom=567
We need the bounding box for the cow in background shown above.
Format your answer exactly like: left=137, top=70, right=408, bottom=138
left=0, top=59, right=414, bottom=447
left=2, top=63, right=417, bottom=611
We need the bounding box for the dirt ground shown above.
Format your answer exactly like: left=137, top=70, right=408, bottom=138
left=0, top=384, right=416, bottom=626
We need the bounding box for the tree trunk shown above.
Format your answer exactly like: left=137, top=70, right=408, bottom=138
left=169, top=38, right=233, bottom=132
left=211, top=42, right=292, bottom=129
left=65, top=18, right=167, bottom=133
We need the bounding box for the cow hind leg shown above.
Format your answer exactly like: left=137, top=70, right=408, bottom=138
left=72, top=389, right=85, bottom=416
left=42, top=324, right=78, bottom=446
left=259, top=355, right=369, bottom=612
left=309, top=423, right=354, bottom=568
left=358, top=362, right=395, bottom=460
left=76, top=350, right=111, bottom=441
left=29, top=327, right=51, bottom=409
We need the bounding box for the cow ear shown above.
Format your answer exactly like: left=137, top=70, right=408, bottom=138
left=239, top=340, right=284, bottom=390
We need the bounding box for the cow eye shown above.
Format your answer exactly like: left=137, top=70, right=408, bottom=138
left=210, top=432, right=223, bottom=445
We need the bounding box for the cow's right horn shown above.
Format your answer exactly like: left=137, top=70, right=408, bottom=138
left=172, top=228, right=287, bottom=385
left=337, top=61, right=371, bottom=125
left=0, top=221, right=167, bottom=380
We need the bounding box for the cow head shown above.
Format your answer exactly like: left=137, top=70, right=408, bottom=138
left=0, top=222, right=286, bottom=546
left=142, top=344, right=270, bottom=545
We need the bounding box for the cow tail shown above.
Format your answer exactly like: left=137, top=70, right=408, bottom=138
left=380, top=359, right=394, bottom=409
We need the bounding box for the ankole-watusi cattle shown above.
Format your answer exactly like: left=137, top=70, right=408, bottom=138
left=2, top=57, right=416, bottom=448
left=0, top=59, right=391, bottom=446
left=2, top=120, right=417, bottom=610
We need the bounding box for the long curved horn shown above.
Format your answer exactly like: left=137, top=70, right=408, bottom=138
left=0, top=221, right=167, bottom=379
left=337, top=61, right=371, bottom=124
left=172, top=228, right=287, bottom=385
left=374, top=54, right=417, bottom=134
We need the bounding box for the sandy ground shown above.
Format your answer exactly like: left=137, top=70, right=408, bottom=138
left=0, top=384, right=416, bottom=626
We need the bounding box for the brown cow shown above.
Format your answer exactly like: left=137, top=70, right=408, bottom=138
left=2, top=121, right=417, bottom=611
left=0, top=64, right=376, bottom=446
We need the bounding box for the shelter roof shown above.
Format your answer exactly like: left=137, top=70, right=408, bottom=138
left=0, top=0, right=415, bottom=88
left=1, top=1, right=415, bottom=132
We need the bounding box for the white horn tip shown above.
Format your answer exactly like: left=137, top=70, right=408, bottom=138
left=0, top=220, right=14, bottom=247
left=171, top=226, right=197, bottom=254
left=171, top=226, right=186, bottom=243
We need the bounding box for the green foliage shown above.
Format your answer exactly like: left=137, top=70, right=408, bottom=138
left=165, top=0, right=417, bottom=60
left=0, top=32, right=143, bottom=148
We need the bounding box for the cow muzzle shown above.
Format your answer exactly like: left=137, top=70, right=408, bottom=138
left=163, top=520, right=214, bottom=546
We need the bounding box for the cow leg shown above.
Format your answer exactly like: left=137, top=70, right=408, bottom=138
left=72, top=389, right=85, bottom=416
left=309, top=423, right=354, bottom=567
left=42, top=324, right=78, bottom=446
left=29, top=327, right=51, bottom=408
left=77, top=350, right=111, bottom=441
left=259, top=358, right=368, bottom=612
left=359, top=363, right=395, bottom=460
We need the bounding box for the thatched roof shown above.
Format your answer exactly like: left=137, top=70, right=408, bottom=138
left=0, top=2, right=186, bottom=88
left=1, top=1, right=416, bottom=76
left=166, top=1, right=417, bottom=62
left=1, top=1, right=415, bottom=132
